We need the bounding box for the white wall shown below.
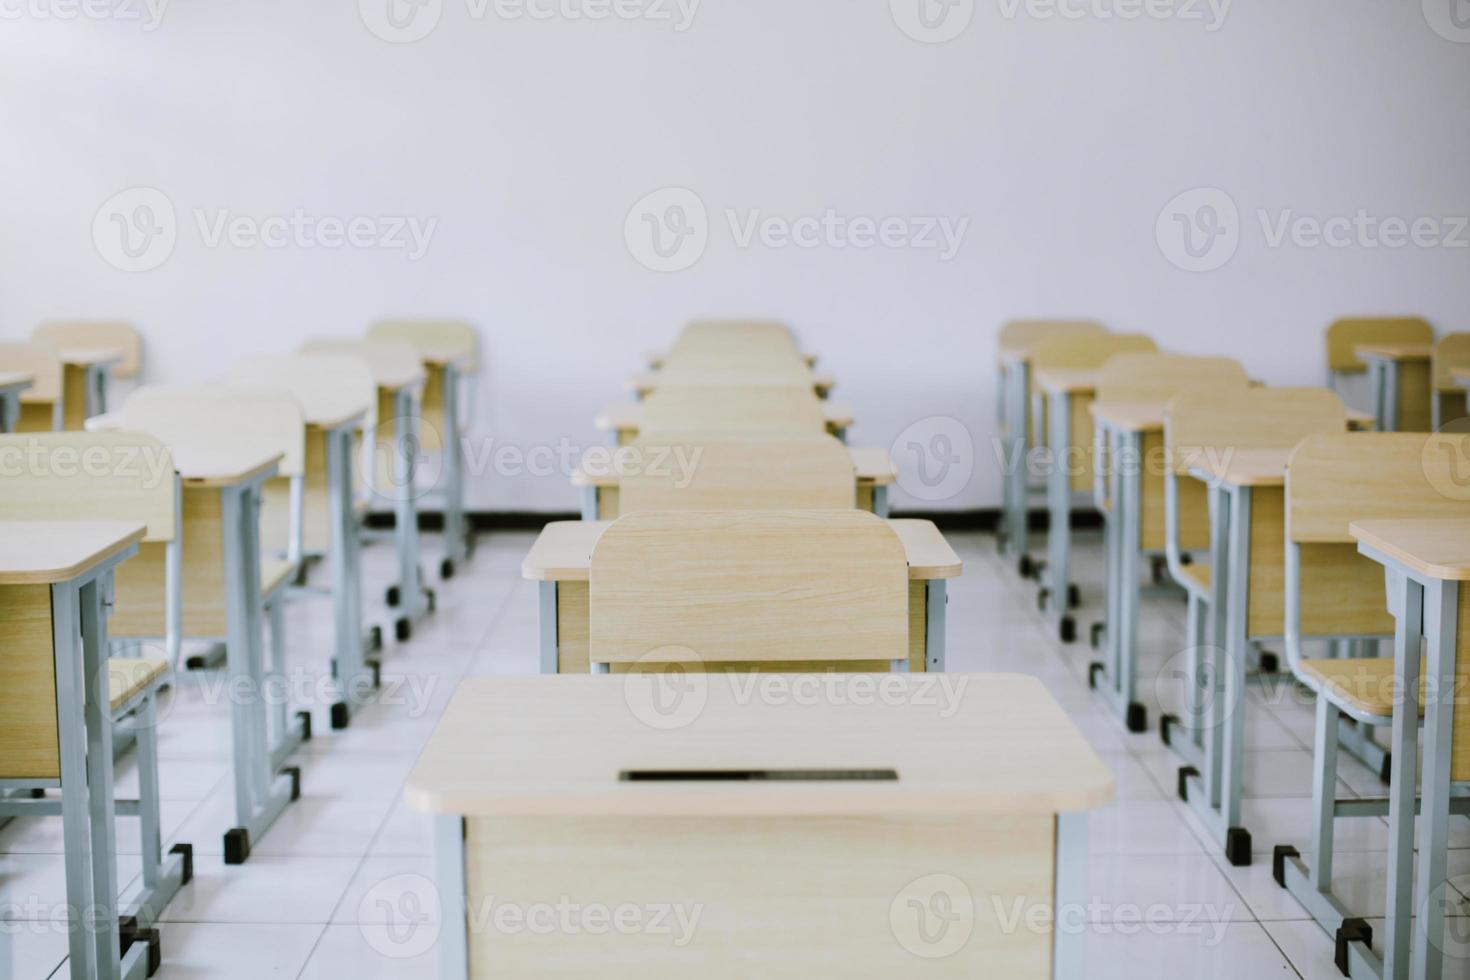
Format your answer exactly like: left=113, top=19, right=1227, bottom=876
left=2, top=0, right=1467, bottom=511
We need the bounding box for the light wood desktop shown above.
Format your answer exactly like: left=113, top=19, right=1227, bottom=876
left=405, top=673, right=1112, bottom=979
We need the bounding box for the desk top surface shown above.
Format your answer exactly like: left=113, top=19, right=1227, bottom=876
left=1033, top=369, right=1099, bottom=395
left=1187, top=448, right=1292, bottom=488
left=56, top=346, right=125, bottom=368
left=523, top=518, right=962, bottom=582
left=0, top=520, right=145, bottom=584
left=571, top=446, right=896, bottom=487
left=1356, top=342, right=1433, bottom=362
left=597, top=400, right=856, bottom=431
left=1351, top=519, right=1470, bottom=581
left=404, top=674, right=1113, bottom=817
left=1089, top=400, right=1166, bottom=432
left=627, top=370, right=835, bottom=393
left=0, top=371, right=34, bottom=393
left=176, top=449, right=282, bottom=487
left=420, top=347, right=471, bottom=371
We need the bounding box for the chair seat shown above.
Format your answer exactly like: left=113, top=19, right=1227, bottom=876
left=1176, top=561, right=1210, bottom=597
left=1298, top=657, right=1424, bottom=720
left=108, top=657, right=168, bottom=712
left=262, top=558, right=295, bottom=597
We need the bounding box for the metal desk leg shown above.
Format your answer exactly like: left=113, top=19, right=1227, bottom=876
left=1202, top=482, right=1231, bottom=812
left=440, top=365, right=468, bottom=577
left=388, top=388, right=433, bottom=642
left=872, top=484, right=889, bottom=517
left=1053, top=812, right=1087, bottom=979
left=925, top=579, right=947, bottom=673
left=581, top=486, right=598, bottom=521
left=1116, top=429, right=1144, bottom=731
left=1217, top=485, right=1252, bottom=864
left=436, top=815, right=470, bottom=980
left=1383, top=360, right=1401, bottom=432
left=1090, top=422, right=1120, bottom=697
left=538, top=581, right=560, bottom=674
left=328, top=426, right=375, bottom=729
left=1413, top=579, right=1460, bottom=978
left=1382, top=572, right=1424, bottom=978
left=1003, top=361, right=1032, bottom=573
left=1044, top=390, right=1075, bottom=642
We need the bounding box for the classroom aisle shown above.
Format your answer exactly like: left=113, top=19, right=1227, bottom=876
left=2, top=529, right=1465, bottom=979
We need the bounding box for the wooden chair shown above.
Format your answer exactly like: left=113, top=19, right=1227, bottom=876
left=614, top=433, right=857, bottom=515
left=366, top=318, right=478, bottom=450
left=640, top=384, right=827, bottom=437
left=224, top=354, right=375, bottom=558
left=589, top=510, right=909, bottom=673
left=33, top=321, right=143, bottom=379
left=1431, top=332, right=1470, bottom=430
left=0, top=432, right=191, bottom=925
left=1033, top=332, right=1157, bottom=492
left=1276, top=431, right=1470, bottom=950
left=0, top=341, right=63, bottom=431
left=1160, top=389, right=1347, bottom=747
left=1325, top=316, right=1434, bottom=386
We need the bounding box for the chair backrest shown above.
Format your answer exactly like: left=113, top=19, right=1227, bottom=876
left=367, top=318, right=478, bottom=371
left=225, top=354, right=376, bottom=428
left=1166, top=388, right=1348, bottom=477
left=589, top=510, right=908, bottom=668
left=0, top=341, right=63, bottom=401
left=1325, top=317, right=1434, bottom=375
left=299, top=338, right=426, bottom=389
left=32, top=321, right=143, bottom=379
left=618, top=434, right=856, bottom=514
left=120, top=384, right=306, bottom=478
left=0, top=432, right=176, bottom=542
left=1034, top=332, right=1157, bottom=372
left=1432, top=333, right=1470, bottom=393
left=641, top=385, right=827, bottom=436
left=1287, top=432, right=1470, bottom=638
left=1096, top=353, right=1249, bottom=404
left=998, top=319, right=1106, bottom=356
left=677, top=320, right=795, bottom=347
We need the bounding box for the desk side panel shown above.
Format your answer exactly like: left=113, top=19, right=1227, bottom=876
left=0, top=583, right=60, bottom=779
left=463, top=814, right=1054, bottom=978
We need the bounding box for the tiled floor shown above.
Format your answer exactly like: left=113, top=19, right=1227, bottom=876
left=3, top=526, right=1467, bottom=977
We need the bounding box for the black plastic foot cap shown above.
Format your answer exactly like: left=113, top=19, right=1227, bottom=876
left=1225, top=826, right=1252, bottom=867
left=425, top=588, right=437, bottom=613
left=369, top=626, right=383, bottom=652
left=170, top=842, right=193, bottom=885
left=1177, top=766, right=1198, bottom=802
left=296, top=710, right=312, bottom=742
left=1037, top=588, right=1050, bottom=612
left=1126, top=702, right=1147, bottom=733
left=1160, top=713, right=1178, bottom=747
left=1018, top=555, right=1034, bottom=578
left=440, top=558, right=455, bottom=579
left=1272, top=845, right=1299, bottom=889
left=184, top=654, right=206, bottom=671
left=223, top=827, right=250, bottom=865
left=284, top=766, right=301, bottom=802
left=1259, top=652, right=1279, bottom=674
left=1067, top=584, right=1081, bottom=608
left=386, top=585, right=401, bottom=607
left=331, top=701, right=350, bottom=730
left=1060, top=616, right=1077, bottom=644
left=1335, top=919, right=1372, bottom=975
left=368, top=659, right=382, bottom=689
left=1380, top=751, right=1393, bottom=784
left=1090, top=622, right=1105, bottom=649
left=395, top=617, right=411, bottom=642
left=138, top=926, right=161, bottom=976
left=1088, top=662, right=1104, bottom=690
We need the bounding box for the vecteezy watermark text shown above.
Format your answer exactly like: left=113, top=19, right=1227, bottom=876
left=357, top=0, right=699, bottom=44
left=0, top=0, right=168, bottom=30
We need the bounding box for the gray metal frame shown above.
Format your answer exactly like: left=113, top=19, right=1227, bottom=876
left=389, top=384, right=434, bottom=633
left=1091, top=420, right=1144, bottom=725
left=1365, top=354, right=1402, bottom=432
left=0, top=376, right=30, bottom=432
left=435, top=814, right=469, bottom=979
left=439, top=363, right=469, bottom=571
left=1053, top=812, right=1088, bottom=978
left=83, top=362, right=114, bottom=420
left=999, top=357, right=1033, bottom=565
left=324, top=420, right=375, bottom=727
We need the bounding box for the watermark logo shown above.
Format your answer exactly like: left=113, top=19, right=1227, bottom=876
left=359, top=413, right=445, bottom=504
left=890, top=873, right=974, bottom=958
left=625, top=187, right=709, bottom=273
left=622, top=648, right=709, bottom=730
left=0, top=0, right=169, bottom=30
left=890, top=0, right=974, bottom=43
left=1156, top=187, right=1239, bottom=272
left=358, top=873, right=442, bottom=959
left=93, top=187, right=177, bottom=273
left=359, top=0, right=443, bottom=43
left=1152, top=645, right=1239, bottom=737
left=995, top=0, right=1229, bottom=31
left=892, top=416, right=974, bottom=502
left=1422, top=421, right=1470, bottom=500
left=1424, top=0, right=1470, bottom=42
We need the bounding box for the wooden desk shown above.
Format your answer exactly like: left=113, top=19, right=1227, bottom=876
left=523, top=519, right=960, bottom=675
left=56, top=346, right=124, bottom=431
left=406, top=673, right=1111, bottom=979
left=0, top=521, right=150, bottom=980
left=597, top=400, right=855, bottom=444
left=627, top=369, right=837, bottom=400
left=1357, top=343, right=1433, bottom=432
left=1349, top=519, right=1470, bottom=977
left=572, top=446, right=897, bottom=518
left=0, top=370, right=33, bottom=433
left=1086, top=401, right=1210, bottom=732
